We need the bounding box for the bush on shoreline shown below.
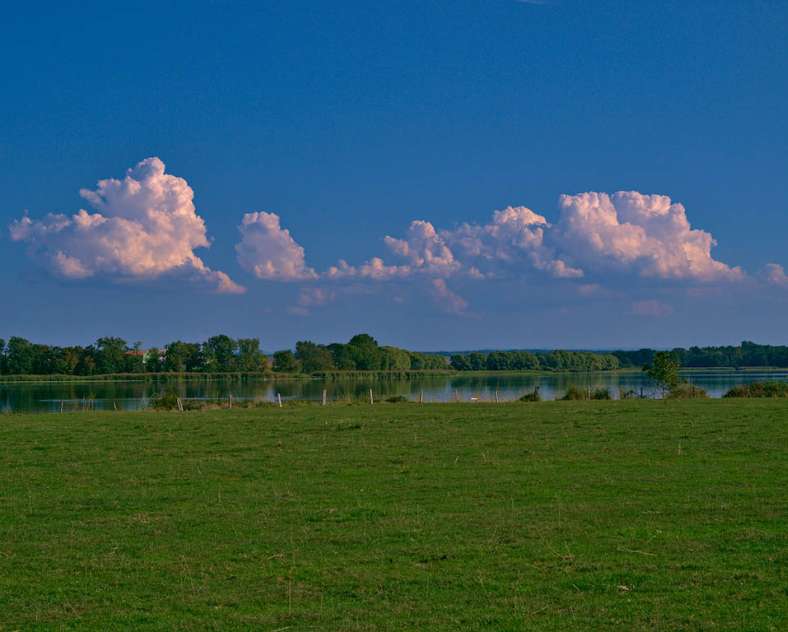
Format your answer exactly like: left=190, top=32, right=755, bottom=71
left=560, top=386, right=612, bottom=401
left=666, top=384, right=708, bottom=399
left=723, top=382, right=788, bottom=398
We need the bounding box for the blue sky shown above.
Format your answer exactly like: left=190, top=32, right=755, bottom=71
left=1, top=0, right=787, bottom=351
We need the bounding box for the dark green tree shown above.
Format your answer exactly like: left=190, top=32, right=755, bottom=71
left=163, top=341, right=202, bottom=372
left=5, top=337, right=35, bottom=375
left=450, top=354, right=471, bottom=371
left=272, top=350, right=299, bottom=373
left=347, top=334, right=382, bottom=370
left=145, top=348, right=164, bottom=372
left=95, top=337, right=129, bottom=374
left=202, top=335, right=238, bottom=372
left=237, top=338, right=265, bottom=372
left=327, top=343, right=356, bottom=370
left=295, top=341, right=334, bottom=373
left=380, top=346, right=411, bottom=370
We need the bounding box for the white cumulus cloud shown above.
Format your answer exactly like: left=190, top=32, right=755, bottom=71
left=384, top=220, right=461, bottom=276
left=236, top=212, right=318, bottom=281
left=554, top=192, right=743, bottom=282
left=314, top=191, right=743, bottom=313
left=9, top=157, right=244, bottom=294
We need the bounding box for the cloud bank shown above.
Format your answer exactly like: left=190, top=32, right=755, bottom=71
left=9, top=157, right=243, bottom=294
left=287, top=190, right=744, bottom=313
left=10, top=159, right=748, bottom=316
left=316, top=191, right=740, bottom=296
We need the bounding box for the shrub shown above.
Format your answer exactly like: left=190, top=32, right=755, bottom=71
left=519, top=387, right=541, bottom=402
left=385, top=395, right=408, bottom=403
left=591, top=388, right=611, bottom=400
left=723, top=382, right=788, bottom=398
left=666, top=384, right=708, bottom=399
left=561, top=385, right=589, bottom=401
left=150, top=390, right=183, bottom=410
left=619, top=388, right=639, bottom=400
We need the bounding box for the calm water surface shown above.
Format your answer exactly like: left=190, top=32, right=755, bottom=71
left=2, top=370, right=787, bottom=413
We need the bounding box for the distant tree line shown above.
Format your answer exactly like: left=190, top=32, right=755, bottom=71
left=449, top=350, right=621, bottom=372
left=612, top=341, right=788, bottom=369
left=0, top=335, right=266, bottom=376
left=449, top=341, right=788, bottom=372
left=1, top=336, right=786, bottom=377
left=272, top=334, right=448, bottom=373
left=0, top=333, right=446, bottom=377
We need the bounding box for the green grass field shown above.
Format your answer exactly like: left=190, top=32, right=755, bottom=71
left=1, top=401, right=786, bottom=630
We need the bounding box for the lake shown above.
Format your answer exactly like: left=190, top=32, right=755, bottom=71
left=2, top=370, right=787, bottom=413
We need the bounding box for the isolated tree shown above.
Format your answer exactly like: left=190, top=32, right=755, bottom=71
left=644, top=352, right=681, bottom=394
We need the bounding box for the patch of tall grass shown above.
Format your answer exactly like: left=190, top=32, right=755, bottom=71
left=560, top=386, right=612, bottom=400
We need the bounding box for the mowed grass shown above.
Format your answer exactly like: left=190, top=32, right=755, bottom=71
left=0, top=401, right=786, bottom=631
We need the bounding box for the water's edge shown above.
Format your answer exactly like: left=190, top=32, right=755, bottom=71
left=2, top=370, right=787, bottom=413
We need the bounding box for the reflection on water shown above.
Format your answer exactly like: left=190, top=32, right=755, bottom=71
left=2, top=370, right=787, bottom=413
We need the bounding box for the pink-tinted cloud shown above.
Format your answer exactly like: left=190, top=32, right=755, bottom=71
left=326, top=257, right=411, bottom=280
left=236, top=212, right=317, bottom=281
left=555, top=192, right=743, bottom=282
left=384, top=220, right=460, bottom=276
left=764, top=263, right=788, bottom=287
left=431, top=278, right=468, bottom=314
left=9, top=157, right=244, bottom=294
left=287, top=286, right=337, bottom=316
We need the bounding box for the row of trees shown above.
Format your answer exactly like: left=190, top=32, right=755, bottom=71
left=0, top=333, right=445, bottom=376
left=0, top=336, right=266, bottom=376
left=449, top=350, right=621, bottom=372
left=612, top=341, right=788, bottom=369
left=2, top=335, right=786, bottom=377
left=272, top=334, right=448, bottom=373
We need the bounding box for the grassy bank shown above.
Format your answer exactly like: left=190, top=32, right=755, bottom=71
left=0, top=401, right=785, bottom=630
